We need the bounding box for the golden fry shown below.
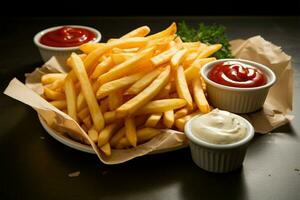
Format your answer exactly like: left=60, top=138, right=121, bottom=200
left=175, top=66, right=193, bottom=109
left=121, top=26, right=151, bottom=38
left=97, top=72, right=144, bottom=99
left=88, top=127, right=98, bottom=143
left=193, top=77, right=211, bottom=113
left=43, top=87, right=65, bottom=100
left=98, top=122, right=122, bottom=147
left=108, top=90, right=123, bottom=111
left=163, top=110, right=174, bottom=128
left=50, top=100, right=67, bottom=110
left=125, top=117, right=137, bottom=147
left=175, top=111, right=202, bottom=131
left=150, top=46, right=178, bottom=66
left=70, top=53, right=104, bottom=132
left=41, top=73, right=66, bottom=85
left=98, top=47, right=155, bottom=84
left=91, top=56, right=114, bottom=79
left=147, top=22, right=176, bottom=40
left=64, top=75, right=77, bottom=121
left=116, top=65, right=170, bottom=117
left=184, top=57, right=216, bottom=82
left=100, top=143, right=111, bottom=156
left=171, top=48, right=188, bottom=68
left=136, top=98, right=186, bottom=115
left=77, top=107, right=89, bottom=121
left=125, top=67, right=162, bottom=95
left=145, top=113, right=162, bottom=127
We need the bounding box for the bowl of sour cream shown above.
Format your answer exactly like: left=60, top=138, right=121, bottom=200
left=184, top=109, right=254, bottom=173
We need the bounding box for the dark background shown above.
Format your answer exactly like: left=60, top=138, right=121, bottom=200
left=2, top=0, right=300, bottom=17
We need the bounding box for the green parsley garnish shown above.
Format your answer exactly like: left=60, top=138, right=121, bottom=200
left=177, top=21, right=233, bottom=59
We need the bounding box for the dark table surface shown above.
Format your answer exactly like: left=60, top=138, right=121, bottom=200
left=0, top=17, right=299, bottom=200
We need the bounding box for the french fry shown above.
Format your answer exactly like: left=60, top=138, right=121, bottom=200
left=137, top=128, right=161, bottom=143
left=67, top=54, right=87, bottom=68
left=184, top=57, right=216, bottom=82
left=136, top=98, right=186, bottom=115
left=108, top=90, right=123, bottom=111
left=153, top=82, right=172, bottom=99
left=112, top=48, right=139, bottom=53
left=193, top=77, right=211, bottom=113
left=88, top=127, right=98, bottom=143
left=150, top=46, right=178, bottom=66
left=125, top=117, right=137, bottom=147
left=43, top=87, right=65, bottom=100
left=175, top=66, right=193, bottom=109
left=77, top=107, right=89, bottom=121
left=145, top=113, right=162, bottom=127
left=116, top=65, right=170, bottom=117
left=77, top=80, right=102, bottom=111
left=96, top=72, right=144, bottom=99
left=115, top=137, right=131, bottom=149
left=98, top=121, right=122, bottom=147
left=171, top=48, right=188, bottom=68
left=84, top=37, right=148, bottom=73
left=197, top=44, right=222, bottom=59
left=125, top=67, right=162, bottom=95
left=163, top=110, right=174, bottom=128
left=50, top=100, right=67, bottom=110
left=80, top=43, right=105, bottom=54
left=41, top=73, right=66, bottom=85
left=103, top=111, right=117, bottom=124
left=175, top=111, right=202, bottom=131
left=121, top=26, right=151, bottom=38
left=110, top=127, right=126, bottom=147
left=111, top=53, right=135, bottom=64
left=47, top=78, right=65, bottom=90
left=70, top=53, right=105, bottom=132
left=100, top=143, right=111, bottom=156
left=174, top=107, right=189, bottom=119
left=91, top=56, right=114, bottom=79
left=64, top=75, right=77, bottom=121
left=98, top=47, right=155, bottom=84
left=183, top=44, right=207, bottom=67
left=147, top=22, right=176, bottom=40
left=116, top=127, right=162, bottom=148
left=182, top=42, right=201, bottom=49
left=100, top=98, right=110, bottom=113
left=82, top=116, right=92, bottom=129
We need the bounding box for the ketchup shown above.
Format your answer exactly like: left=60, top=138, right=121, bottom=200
left=208, top=61, right=266, bottom=88
left=40, top=26, right=96, bottom=47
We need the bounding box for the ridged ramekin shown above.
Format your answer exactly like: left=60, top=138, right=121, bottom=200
left=34, top=25, right=101, bottom=66
left=184, top=113, right=254, bottom=173
left=200, top=59, right=276, bottom=114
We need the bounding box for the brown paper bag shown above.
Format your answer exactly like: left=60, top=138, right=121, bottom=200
left=4, top=35, right=294, bottom=164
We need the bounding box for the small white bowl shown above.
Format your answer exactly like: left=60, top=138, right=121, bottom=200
left=34, top=25, right=101, bottom=66
left=185, top=113, right=254, bottom=173
left=200, top=59, right=276, bottom=113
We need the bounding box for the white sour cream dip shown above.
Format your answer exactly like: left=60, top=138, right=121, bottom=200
left=191, top=109, right=247, bottom=144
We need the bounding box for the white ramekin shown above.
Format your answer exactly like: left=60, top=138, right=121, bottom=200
left=33, top=25, right=101, bottom=66
left=184, top=113, right=254, bottom=173
left=200, top=59, right=276, bottom=114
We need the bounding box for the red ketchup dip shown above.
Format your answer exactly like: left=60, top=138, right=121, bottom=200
left=208, top=61, right=267, bottom=88
left=40, top=26, right=96, bottom=47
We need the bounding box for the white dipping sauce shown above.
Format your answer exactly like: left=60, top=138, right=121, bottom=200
left=191, top=109, right=247, bottom=144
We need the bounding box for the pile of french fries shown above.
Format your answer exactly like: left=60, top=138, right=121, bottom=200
left=41, top=23, right=221, bottom=156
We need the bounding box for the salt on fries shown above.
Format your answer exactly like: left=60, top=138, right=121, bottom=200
left=41, top=23, right=221, bottom=156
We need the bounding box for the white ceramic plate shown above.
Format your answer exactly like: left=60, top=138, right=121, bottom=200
left=38, top=114, right=187, bottom=155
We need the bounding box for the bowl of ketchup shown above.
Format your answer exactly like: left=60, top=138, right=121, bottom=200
left=200, top=59, right=276, bottom=113
left=34, top=25, right=101, bottom=66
